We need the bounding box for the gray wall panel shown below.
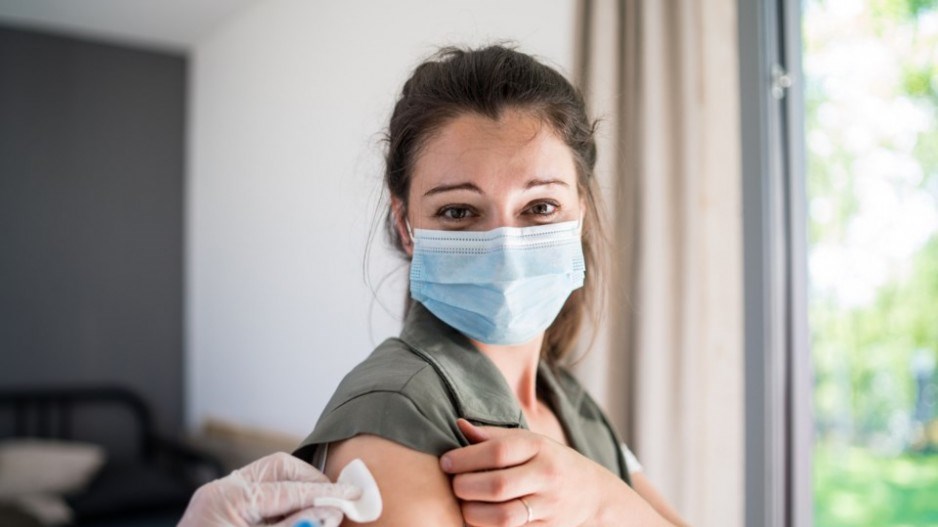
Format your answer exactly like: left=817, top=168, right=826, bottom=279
left=0, top=25, right=185, bottom=436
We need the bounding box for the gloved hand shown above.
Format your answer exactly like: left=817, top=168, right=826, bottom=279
left=178, top=452, right=361, bottom=527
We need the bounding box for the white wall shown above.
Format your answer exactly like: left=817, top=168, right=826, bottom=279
left=188, top=0, right=577, bottom=437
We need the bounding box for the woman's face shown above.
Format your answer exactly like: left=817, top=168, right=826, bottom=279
left=396, top=110, right=582, bottom=255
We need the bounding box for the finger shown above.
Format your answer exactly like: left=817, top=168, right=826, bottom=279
left=273, top=506, right=344, bottom=527
left=457, top=419, right=529, bottom=443
left=238, top=452, right=332, bottom=483
left=457, top=418, right=490, bottom=443
left=442, top=434, right=540, bottom=474
left=241, top=481, right=362, bottom=522
left=461, top=496, right=548, bottom=527
left=451, top=463, right=543, bottom=502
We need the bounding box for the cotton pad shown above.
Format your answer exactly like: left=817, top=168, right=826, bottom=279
left=313, top=458, right=382, bottom=523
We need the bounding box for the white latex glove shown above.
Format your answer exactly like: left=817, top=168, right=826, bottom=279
left=178, top=452, right=361, bottom=527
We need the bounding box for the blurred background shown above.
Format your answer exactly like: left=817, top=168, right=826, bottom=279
left=804, top=1, right=938, bottom=524
left=0, top=1, right=934, bottom=526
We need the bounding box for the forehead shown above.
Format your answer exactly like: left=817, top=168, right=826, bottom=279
left=410, top=110, right=578, bottom=192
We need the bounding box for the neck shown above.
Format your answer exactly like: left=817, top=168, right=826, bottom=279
left=470, top=334, right=543, bottom=410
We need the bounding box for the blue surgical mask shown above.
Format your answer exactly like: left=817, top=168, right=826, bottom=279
left=408, top=219, right=585, bottom=345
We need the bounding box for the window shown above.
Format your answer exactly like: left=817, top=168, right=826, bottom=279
left=741, top=1, right=937, bottom=525
left=804, top=1, right=938, bottom=525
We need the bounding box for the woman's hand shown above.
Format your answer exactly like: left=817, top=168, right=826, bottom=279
left=440, top=419, right=671, bottom=527
left=178, top=452, right=361, bottom=527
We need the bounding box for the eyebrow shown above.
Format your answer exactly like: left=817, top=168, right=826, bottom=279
left=422, top=178, right=569, bottom=197
left=423, top=182, right=483, bottom=197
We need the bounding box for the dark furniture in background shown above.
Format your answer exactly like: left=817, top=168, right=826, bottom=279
left=0, top=385, right=223, bottom=526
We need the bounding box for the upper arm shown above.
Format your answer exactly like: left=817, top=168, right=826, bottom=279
left=324, top=434, right=464, bottom=526
left=630, top=472, right=691, bottom=527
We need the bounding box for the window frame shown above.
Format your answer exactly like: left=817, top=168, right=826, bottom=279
left=738, top=0, right=812, bottom=525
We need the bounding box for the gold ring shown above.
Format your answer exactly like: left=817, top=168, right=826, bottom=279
left=519, top=496, right=533, bottom=524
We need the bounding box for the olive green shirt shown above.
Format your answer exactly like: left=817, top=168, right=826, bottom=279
left=292, top=302, right=632, bottom=486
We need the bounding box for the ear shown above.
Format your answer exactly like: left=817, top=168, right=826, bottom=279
left=390, top=196, right=414, bottom=257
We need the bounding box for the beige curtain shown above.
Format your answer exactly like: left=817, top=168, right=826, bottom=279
left=572, top=1, right=744, bottom=526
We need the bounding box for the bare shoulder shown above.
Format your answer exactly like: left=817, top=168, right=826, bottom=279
left=324, top=435, right=463, bottom=526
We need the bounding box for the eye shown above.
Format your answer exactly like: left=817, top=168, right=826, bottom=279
left=436, top=205, right=476, bottom=221
left=525, top=201, right=559, bottom=217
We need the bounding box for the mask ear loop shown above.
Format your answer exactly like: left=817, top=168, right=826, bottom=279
left=404, top=219, right=415, bottom=245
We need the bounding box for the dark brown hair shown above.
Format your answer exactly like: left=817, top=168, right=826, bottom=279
left=383, top=44, right=607, bottom=365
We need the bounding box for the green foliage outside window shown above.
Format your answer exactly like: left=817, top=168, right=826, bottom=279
left=806, top=0, right=938, bottom=525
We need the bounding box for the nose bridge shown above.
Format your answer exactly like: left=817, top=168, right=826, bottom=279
left=485, top=193, right=525, bottom=229
left=469, top=203, right=514, bottom=231
left=493, top=205, right=521, bottom=228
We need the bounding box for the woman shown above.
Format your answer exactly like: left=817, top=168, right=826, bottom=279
left=291, top=45, right=688, bottom=527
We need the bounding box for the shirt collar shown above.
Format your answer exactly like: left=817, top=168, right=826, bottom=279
left=398, top=302, right=525, bottom=427
left=398, top=302, right=591, bottom=458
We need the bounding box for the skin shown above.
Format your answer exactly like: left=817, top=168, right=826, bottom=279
left=325, top=110, right=690, bottom=526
